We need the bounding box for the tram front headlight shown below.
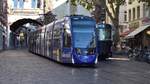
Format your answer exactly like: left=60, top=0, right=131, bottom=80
left=87, top=48, right=95, bottom=55
left=76, top=48, right=81, bottom=54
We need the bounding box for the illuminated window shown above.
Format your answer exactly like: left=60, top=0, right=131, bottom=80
left=146, top=30, right=150, bottom=35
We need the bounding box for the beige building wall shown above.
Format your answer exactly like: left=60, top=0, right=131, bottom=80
left=126, top=0, right=150, bottom=29
left=126, top=0, right=143, bottom=29
left=106, top=0, right=150, bottom=37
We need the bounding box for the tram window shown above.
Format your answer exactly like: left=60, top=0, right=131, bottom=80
left=53, top=27, right=61, bottom=48
left=98, top=28, right=111, bottom=40
left=48, top=31, right=52, bottom=39
left=53, top=29, right=61, bottom=39
left=45, top=31, right=51, bottom=55
left=46, top=32, right=52, bottom=46
left=64, top=29, right=71, bottom=48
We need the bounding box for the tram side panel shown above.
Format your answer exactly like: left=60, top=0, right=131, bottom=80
left=96, top=24, right=112, bottom=60
left=28, top=15, right=98, bottom=65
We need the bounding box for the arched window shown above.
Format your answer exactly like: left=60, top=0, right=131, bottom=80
left=13, top=0, right=18, bottom=9
left=37, top=0, right=41, bottom=8
left=19, top=0, right=24, bottom=9
left=31, top=0, right=37, bottom=8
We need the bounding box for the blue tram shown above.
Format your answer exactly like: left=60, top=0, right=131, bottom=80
left=28, top=15, right=98, bottom=65
left=96, top=23, right=112, bottom=60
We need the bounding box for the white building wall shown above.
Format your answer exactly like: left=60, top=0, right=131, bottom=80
left=24, top=0, right=32, bottom=9
left=7, top=0, right=45, bottom=48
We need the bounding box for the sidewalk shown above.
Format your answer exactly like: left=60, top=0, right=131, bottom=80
left=112, top=49, right=129, bottom=57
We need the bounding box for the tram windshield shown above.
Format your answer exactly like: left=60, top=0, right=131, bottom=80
left=98, top=26, right=111, bottom=40
left=72, top=21, right=96, bottom=48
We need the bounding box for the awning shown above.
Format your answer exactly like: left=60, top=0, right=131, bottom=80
left=125, top=24, right=150, bottom=39
left=120, top=29, right=134, bottom=37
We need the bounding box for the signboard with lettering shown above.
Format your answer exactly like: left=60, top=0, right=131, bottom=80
left=129, top=21, right=139, bottom=29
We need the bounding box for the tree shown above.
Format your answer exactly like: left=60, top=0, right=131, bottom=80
left=139, top=0, right=150, bottom=6
left=44, top=11, right=56, bottom=25
left=70, top=0, right=125, bottom=46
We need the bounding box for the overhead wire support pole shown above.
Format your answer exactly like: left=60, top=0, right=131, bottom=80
left=43, top=0, right=46, bottom=24
left=43, top=0, right=47, bottom=56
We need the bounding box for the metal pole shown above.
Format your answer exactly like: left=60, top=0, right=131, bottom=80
left=43, top=0, right=46, bottom=56
left=43, top=0, right=46, bottom=24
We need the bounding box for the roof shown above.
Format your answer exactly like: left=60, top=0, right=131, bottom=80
left=120, top=29, right=134, bottom=37
left=125, top=24, right=150, bottom=39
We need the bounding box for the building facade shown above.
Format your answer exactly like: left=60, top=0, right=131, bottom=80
left=126, top=0, right=150, bottom=28
left=8, top=0, right=45, bottom=23
left=126, top=0, right=142, bottom=29
left=106, top=0, right=150, bottom=37
left=0, top=0, right=8, bottom=50
left=7, top=0, right=53, bottom=48
left=125, top=0, right=150, bottom=47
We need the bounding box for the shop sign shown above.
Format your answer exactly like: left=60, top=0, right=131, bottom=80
left=129, top=21, right=139, bottom=29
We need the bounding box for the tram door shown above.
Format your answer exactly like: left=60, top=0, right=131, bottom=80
left=46, top=31, right=52, bottom=57
left=52, top=25, right=61, bottom=61
left=62, top=28, right=71, bottom=58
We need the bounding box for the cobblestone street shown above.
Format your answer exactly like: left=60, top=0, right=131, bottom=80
left=0, top=49, right=150, bottom=84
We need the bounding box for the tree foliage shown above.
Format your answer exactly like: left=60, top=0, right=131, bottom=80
left=139, top=0, right=150, bottom=6
left=44, top=11, right=56, bottom=25
left=69, top=0, right=94, bottom=10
